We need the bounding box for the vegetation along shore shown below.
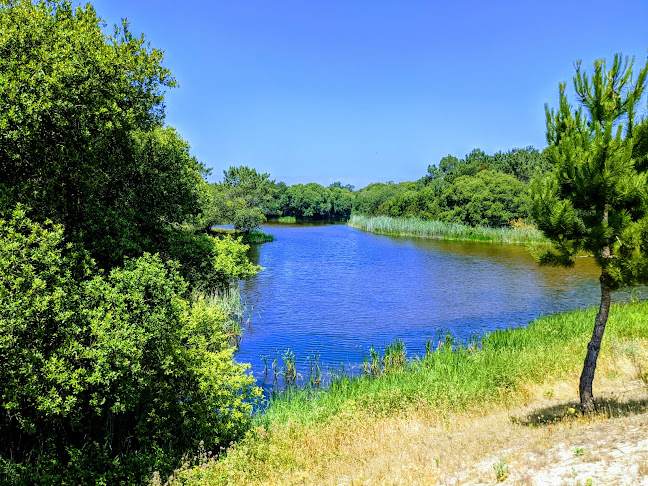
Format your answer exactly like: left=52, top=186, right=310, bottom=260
left=348, top=214, right=548, bottom=245
left=3, top=0, right=648, bottom=484
left=153, top=299, right=648, bottom=485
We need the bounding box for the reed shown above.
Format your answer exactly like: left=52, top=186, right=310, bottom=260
left=194, top=287, right=248, bottom=348
left=154, top=299, right=648, bottom=485
left=348, top=214, right=548, bottom=244
left=256, top=299, right=648, bottom=426
left=273, top=216, right=297, bottom=223
left=241, top=230, right=274, bottom=243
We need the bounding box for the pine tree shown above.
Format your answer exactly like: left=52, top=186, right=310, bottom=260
left=531, top=54, right=648, bottom=413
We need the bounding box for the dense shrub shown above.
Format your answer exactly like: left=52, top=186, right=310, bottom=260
left=0, top=207, right=261, bottom=484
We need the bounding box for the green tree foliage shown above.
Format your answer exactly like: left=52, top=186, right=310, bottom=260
left=436, top=170, right=529, bottom=227
left=283, top=183, right=332, bottom=218
left=491, top=146, right=551, bottom=183
left=353, top=182, right=412, bottom=216
left=328, top=183, right=355, bottom=219
left=530, top=54, right=648, bottom=413
left=372, top=147, right=547, bottom=226
left=0, top=208, right=261, bottom=484
left=271, top=182, right=353, bottom=220
left=0, top=0, right=253, bottom=289
left=217, top=166, right=274, bottom=232
left=0, top=2, right=261, bottom=482
left=0, top=1, right=177, bottom=262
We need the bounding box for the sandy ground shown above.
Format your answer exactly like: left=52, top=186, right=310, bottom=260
left=443, top=406, right=648, bottom=485
left=438, top=382, right=648, bottom=485
left=312, top=379, right=648, bottom=486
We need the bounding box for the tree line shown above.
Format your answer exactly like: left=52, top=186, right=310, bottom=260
left=213, top=146, right=550, bottom=232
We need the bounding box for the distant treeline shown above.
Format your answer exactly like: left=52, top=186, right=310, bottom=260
left=214, top=146, right=549, bottom=230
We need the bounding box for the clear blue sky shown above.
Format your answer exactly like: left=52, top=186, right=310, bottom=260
left=90, top=0, right=648, bottom=188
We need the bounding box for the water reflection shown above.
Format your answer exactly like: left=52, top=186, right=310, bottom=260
left=237, top=224, right=628, bottom=384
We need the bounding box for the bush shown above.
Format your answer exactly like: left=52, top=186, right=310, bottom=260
left=0, top=207, right=261, bottom=484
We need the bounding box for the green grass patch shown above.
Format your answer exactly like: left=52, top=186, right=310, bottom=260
left=348, top=214, right=548, bottom=244
left=257, top=299, right=648, bottom=427
left=154, top=299, right=648, bottom=485
left=273, top=216, right=297, bottom=224
left=241, top=230, right=274, bottom=243
left=209, top=228, right=274, bottom=243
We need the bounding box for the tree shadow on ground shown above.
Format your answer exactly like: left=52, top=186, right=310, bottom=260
left=511, top=395, right=648, bottom=427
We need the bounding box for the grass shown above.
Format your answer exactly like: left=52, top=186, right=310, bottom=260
left=193, top=287, right=249, bottom=348
left=209, top=228, right=274, bottom=243
left=240, top=230, right=274, bottom=243
left=272, top=216, right=297, bottom=224
left=153, top=299, right=648, bottom=485
left=348, top=214, right=549, bottom=244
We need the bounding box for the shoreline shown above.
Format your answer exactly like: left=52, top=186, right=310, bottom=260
left=157, top=299, right=648, bottom=485
left=348, top=214, right=549, bottom=245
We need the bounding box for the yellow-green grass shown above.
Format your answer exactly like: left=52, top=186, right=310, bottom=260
left=209, top=228, right=274, bottom=243
left=348, top=214, right=548, bottom=244
left=272, top=216, right=298, bottom=224
left=154, top=300, right=648, bottom=485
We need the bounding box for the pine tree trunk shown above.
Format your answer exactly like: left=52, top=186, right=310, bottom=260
left=579, top=269, right=612, bottom=414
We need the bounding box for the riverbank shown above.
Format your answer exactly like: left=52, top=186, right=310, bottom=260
left=153, top=300, right=648, bottom=485
left=348, top=214, right=548, bottom=244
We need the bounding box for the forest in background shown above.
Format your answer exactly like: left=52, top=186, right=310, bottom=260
left=212, top=146, right=550, bottom=232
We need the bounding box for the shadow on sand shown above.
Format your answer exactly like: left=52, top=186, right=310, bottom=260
left=512, top=394, right=648, bottom=427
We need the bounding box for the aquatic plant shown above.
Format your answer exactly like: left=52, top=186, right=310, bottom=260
left=348, top=214, right=547, bottom=244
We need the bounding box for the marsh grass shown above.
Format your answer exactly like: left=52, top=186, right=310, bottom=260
left=348, top=214, right=548, bottom=244
left=156, top=300, right=648, bottom=485
left=272, top=216, right=297, bottom=223
left=194, top=287, right=249, bottom=348
left=209, top=228, right=274, bottom=243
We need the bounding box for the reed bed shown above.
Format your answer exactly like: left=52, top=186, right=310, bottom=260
left=348, top=214, right=548, bottom=244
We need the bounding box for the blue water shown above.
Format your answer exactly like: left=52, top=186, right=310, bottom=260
left=236, top=223, right=621, bottom=384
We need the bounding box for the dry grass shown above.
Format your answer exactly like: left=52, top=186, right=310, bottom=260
left=160, top=336, right=648, bottom=485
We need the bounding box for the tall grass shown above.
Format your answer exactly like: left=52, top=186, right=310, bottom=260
left=272, top=216, right=297, bottom=223
left=154, top=300, right=648, bottom=485
left=348, top=214, right=548, bottom=244
left=256, top=299, right=648, bottom=426
left=193, top=287, right=250, bottom=348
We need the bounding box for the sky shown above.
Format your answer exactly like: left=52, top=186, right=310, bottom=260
left=89, top=0, right=648, bottom=188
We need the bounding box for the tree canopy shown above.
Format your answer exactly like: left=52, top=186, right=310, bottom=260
left=0, top=2, right=260, bottom=482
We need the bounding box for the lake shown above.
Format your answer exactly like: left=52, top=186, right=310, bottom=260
left=236, top=223, right=630, bottom=385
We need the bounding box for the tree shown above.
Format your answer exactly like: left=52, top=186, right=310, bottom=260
left=530, top=54, right=648, bottom=413
left=0, top=1, right=252, bottom=290
left=284, top=183, right=332, bottom=218
left=438, top=170, right=528, bottom=226
left=219, top=166, right=274, bottom=232
left=491, top=146, right=551, bottom=183
left=0, top=2, right=261, bottom=481
left=0, top=1, right=176, bottom=259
